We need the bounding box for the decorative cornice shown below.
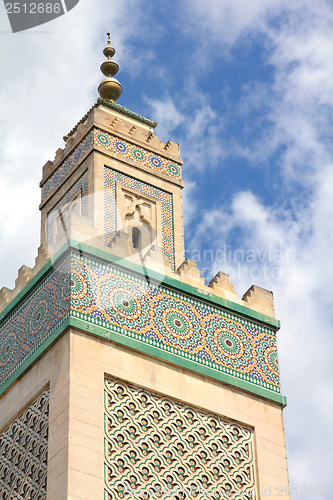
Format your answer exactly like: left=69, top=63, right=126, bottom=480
left=40, top=127, right=182, bottom=205
left=63, top=100, right=157, bottom=141
left=98, top=99, right=158, bottom=128
left=63, top=103, right=98, bottom=141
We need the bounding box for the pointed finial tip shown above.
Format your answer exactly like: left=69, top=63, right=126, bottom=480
left=107, top=31, right=111, bottom=45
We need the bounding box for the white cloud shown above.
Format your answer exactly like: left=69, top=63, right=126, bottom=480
left=143, top=94, right=185, bottom=140
left=0, top=0, right=147, bottom=288
left=179, top=3, right=333, bottom=492
left=180, top=0, right=286, bottom=51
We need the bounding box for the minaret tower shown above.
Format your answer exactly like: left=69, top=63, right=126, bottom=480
left=0, top=34, right=289, bottom=500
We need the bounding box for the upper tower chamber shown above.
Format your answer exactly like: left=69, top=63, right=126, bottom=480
left=39, top=33, right=185, bottom=277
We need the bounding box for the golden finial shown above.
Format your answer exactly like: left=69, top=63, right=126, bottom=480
left=98, top=31, right=122, bottom=102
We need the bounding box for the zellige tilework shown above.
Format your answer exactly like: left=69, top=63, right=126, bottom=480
left=71, top=252, right=280, bottom=392
left=41, top=128, right=182, bottom=204
left=104, top=167, right=175, bottom=271
left=95, top=129, right=182, bottom=181
left=41, top=131, right=93, bottom=202
left=47, top=171, right=89, bottom=246
left=0, top=255, right=71, bottom=389
left=0, top=248, right=281, bottom=398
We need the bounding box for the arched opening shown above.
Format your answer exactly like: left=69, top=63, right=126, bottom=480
left=132, top=227, right=142, bottom=250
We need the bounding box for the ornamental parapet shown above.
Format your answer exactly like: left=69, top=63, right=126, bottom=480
left=39, top=102, right=183, bottom=208
left=0, top=240, right=284, bottom=405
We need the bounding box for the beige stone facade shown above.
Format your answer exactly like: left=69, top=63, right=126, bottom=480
left=0, top=329, right=289, bottom=499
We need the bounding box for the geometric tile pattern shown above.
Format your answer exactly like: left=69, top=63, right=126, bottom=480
left=0, top=254, right=71, bottom=390
left=0, top=388, right=49, bottom=500
left=104, top=167, right=175, bottom=271
left=95, top=129, right=182, bottom=181
left=0, top=249, right=280, bottom=396
left=41, top=131, right=93, bottom=202
left=41, top=127, right=182, bottom=203
left=46, top=171, right=89, bottom=245
left=104, top=378, right=256, bottom=500
left=71, top=253, right=280, bottom=392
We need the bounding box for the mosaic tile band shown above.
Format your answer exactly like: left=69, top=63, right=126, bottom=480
left=104, top=167, right=175, bottom=271
left=0, top=255, right=71, bottom=388
left=0, top=249, right=280, bottom=397
left=41, top=128, right=182, bottom=203
left=41, top=131, right=94, bottom=202
left=0, top=388, right=49, bottom=500
left=70, top=253, right=280, bottom=392
left=47, top=171, right=89, bottom=246
left=104, top=377, right=256, bottom=500
left=95, top=129, right=182, bottom=181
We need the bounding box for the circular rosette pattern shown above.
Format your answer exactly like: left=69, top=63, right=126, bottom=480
left=167, top=163, right=180, bottom=176
left=256, top=339, right=280, bottom=384
left=213, top=328, right=244, bottom=359
left=132, top=148, right=145, bottom=161
left=96, top=132, right=110, bottom=147
left=205, top=317, right=251, bottom=368
left=150, top=156, right=162, bottom=168
left=155, top=299, right=202, bottom=349
left=26, top=296, right=53, bottom=347
left=115, top=141, right=127, bottom=153
left=263, top=346, right=279, bottom=377
left=54, top=261, right=73, bottom=304
left=65, top=262, right=96, bottom=312
left=69, top=273, right=89, bottom=301
left=111, top=290, right=142, bottom=319
left=101, top=282, right=150, bottom=332
left=162, top=309, right=193, bottom=340
left=0, top=332, right=19, bottom=369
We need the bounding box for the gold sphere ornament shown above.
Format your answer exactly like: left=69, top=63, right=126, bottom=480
left=98, top=31, right=122, bottom=102
left=98, top=78, right=123, bottom=101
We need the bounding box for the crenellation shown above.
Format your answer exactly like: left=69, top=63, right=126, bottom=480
left=163, top=140, right=180, bottom=156
left=75, top=122, right=87, bottom=137
left=0, top=287, right=13, bottom=313
left=62, top=136, right=76, bottom=161
left=209, top=271, right=239, bottom=302
left=54, top=147, right=65, bottom=164
left=177, top=258, right=205, bottom=288
left=34, top=244, right=50, bottom=272
left=242, top=284, right=275, bottom=318
left=0, top=246, right=51, bottom=314
left=143, top=244, right=172, bottom=276
left=42, top=160, right=53, bottom=179
left=15, top=265, right=33, bottom=293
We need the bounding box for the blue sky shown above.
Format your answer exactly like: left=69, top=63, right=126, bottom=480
left=1, top=0, right=333, bottom=497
